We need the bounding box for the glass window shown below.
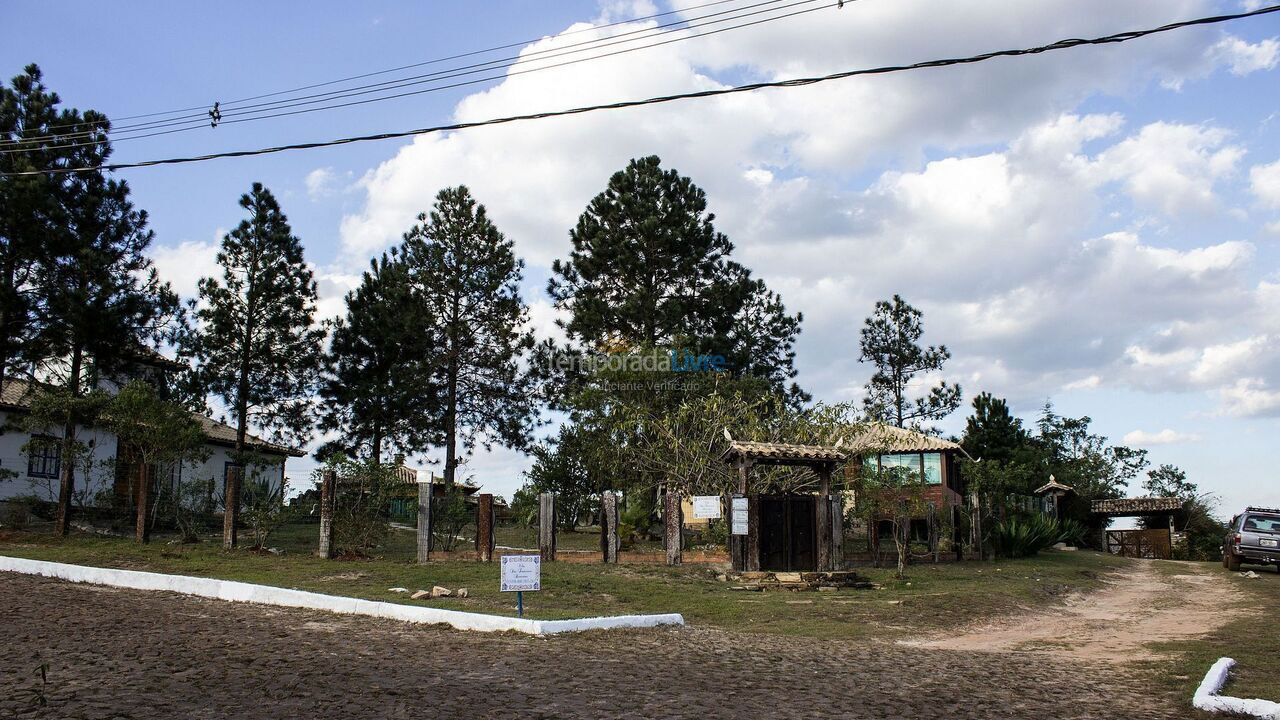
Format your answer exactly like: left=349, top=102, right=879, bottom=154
left=879, top=453, right=921, bottom=480
left=922, top=453, right=942, bottom=485
left=27, top=435, right=61, bottom=479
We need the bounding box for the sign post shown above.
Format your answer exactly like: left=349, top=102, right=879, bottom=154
left=691, top=495, right=722, bottom=520
left=731, top=496, right=749, bottom=536
left=500, top=555, right=541, bottom=618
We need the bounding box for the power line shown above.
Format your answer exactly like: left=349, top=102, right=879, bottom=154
left=7, top=0, right=769, bottom=138
left=1, top=0, right=824, bottom=151
left=7, top=3, right=1278, bottom=177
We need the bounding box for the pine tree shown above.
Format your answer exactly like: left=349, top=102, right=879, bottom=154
left=961, top=392, right=1028, bottom=463
left=398, top=186, right=537, bottom=488
left=858, top=294, right=961, bottom=430
left=181, top=183, right=325, bottom=548
left=36, top=143, right=180, bottom=535
left=319, top=253, right=438, bottom=463
left=547, top=156, right=803, bottom=397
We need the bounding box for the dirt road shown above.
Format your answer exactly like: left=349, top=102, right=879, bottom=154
left=0, top=572, right=1189, bottom=719
left=904, top=561, right=1239, bottom=661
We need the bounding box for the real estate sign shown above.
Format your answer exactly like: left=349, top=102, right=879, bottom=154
left=691, top=495, right=722, bottom=519
left=500, top=555, right=541, bottom=592
left=731, top=497, right=749, bottom=535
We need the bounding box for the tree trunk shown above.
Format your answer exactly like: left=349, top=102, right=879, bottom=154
left=134, top=463, right=151, bottom=543
left=53, top=346, right=84, bottom=537
left=538, top=492, right=557, bottom=562
left=476, top=493, right=494, bottom=562
left=663, top=489, right=682, bottom=566
left=443, top=311, right=459, bottom=489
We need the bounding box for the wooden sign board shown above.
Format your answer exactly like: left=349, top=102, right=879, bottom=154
left=500, top=555, right=541, bottom=592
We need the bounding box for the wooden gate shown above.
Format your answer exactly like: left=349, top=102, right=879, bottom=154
left=1105, top=529, right=1172, bottom=559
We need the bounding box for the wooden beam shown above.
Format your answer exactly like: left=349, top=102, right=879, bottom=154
left=539, top=492, right=557, bottom=562
left=816, top=465, right=833, bottom=571
left=746, top=495, right=760, bottom=572
left=600, top=492, right=619, bottom=563
left=316, top=469, right=335, bottom=559
left=476, top=493, right=495, bottom=562
left=134, top=463, right=151, bottom=544
left=416, top=475, right=432, bottom=564
left=663, top=489, right=682, bottom=566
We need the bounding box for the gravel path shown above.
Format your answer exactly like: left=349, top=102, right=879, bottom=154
left=0, top=573, right=1183, bottom=719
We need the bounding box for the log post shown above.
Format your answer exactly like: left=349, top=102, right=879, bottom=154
left=663, top=489, right=682, bottom=566
left=600, top=492, right=619, bottom=563
left=745, top=494, right=760, bottom=572
left=538, top=492, right=557, bottom=562
left=816, top=464, right=833, bottom=571
left=222, top=464, right=241, bottom=550
left=134, top=463, right=151, bottom=544
left=316, top=469, right=336, bottom=559
left=830, top=495, right=843, bottom=570
left=476, top=493, right=495, bottom=562
left=952, top=504, right=963, bottom=561
left=731, top=460, right=751, bottom=571
left=416, top=472, right=433, bottom=564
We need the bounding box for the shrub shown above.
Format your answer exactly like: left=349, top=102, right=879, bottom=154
left=992, top=514, right=1082, bottom=558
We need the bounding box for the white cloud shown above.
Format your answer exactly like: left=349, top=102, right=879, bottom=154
left=1250, top=158, right=1280, bottom=208
left=305, top=167, right=340, bottom=201
left=1208, top=35, right=1280, bottom=76
left=1216, top=378, right=1280, bottom=417
left=1122, top=428, right=1202, bottom=445
left=1092, top=122, right=1243, bottom=215
left=150, top=236, right=221, bottom=300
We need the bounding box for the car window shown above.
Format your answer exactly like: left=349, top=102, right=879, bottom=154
left=1244, top=515, right=1280, bottom=533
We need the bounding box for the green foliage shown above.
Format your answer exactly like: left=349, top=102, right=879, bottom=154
left=319, top=254, right=437, bottom=462
left=99, top=380, right=208, bottom=469
left=547, top=156, right=804, bottom=401
left=850, top=462, right=933, bottom=578
left=324, top=456, right=399, bottom=554
left=430, top=488, right=475, bottom=552
left=241, top=476, right=289, bottom=549
left=508, top=485, right=539, bottom=528
left=962, top=392, right=1029, bottom=464
left=397, top=185, right=538, bottom=487
left=990, top=514, right=1084, bottom=558
left=859, top=295, right=961, bottom=431
left=524, top=425, right=601, bottom=530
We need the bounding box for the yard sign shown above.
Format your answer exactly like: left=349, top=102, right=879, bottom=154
left=692, top=495, right=722, bottom=519
left=500, top=555, right=541, bottom=592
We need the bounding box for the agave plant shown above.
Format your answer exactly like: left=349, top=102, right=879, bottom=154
left=992, top=513, right=1079, bottom=558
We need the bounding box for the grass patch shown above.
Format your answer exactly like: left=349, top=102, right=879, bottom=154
left=0, top=528, right=1127, bottom=639
left=1147, top=562, right=1280, bottom=707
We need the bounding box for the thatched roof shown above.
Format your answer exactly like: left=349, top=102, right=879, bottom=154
left=1091, top=497, right=1182, bottom=516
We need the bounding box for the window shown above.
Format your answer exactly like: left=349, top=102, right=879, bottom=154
left=28, top=436, right=61, bottom=479
left=922, top=453, right=942, bottom=485
left=880, top=453, right=920, bottom=479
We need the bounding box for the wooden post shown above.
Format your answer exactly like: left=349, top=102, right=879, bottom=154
left=952, top=504, right=963, bottom=561
left=663, top=489, right=682, bottom=566
left=745, top=494, right=760, bottom=572
left=928, top=503, right=939, bottom=563
left=222, top=463, right=241, bottom=550
left=830, top=495, right=843, bottom=570
left=538, top=492, right=557, bottom=562
left=134, top=463, right=151, bottom=544
left=600, top=492, right=620, bottom=563
left=971, top=493, right=984, bottom=561
left=476, top=493, right=495, bottom=562
left=731, top=460, right=751, bottom=571
left=416, top=473, right=433, bottom=564
left=816, top=464, right=833, bottom=571
left=316, top=469, right=336, bottom=559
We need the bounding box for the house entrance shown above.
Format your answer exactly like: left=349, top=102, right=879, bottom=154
left=759, top=495, right=817, bottom=572
left=1105, top=529, right=1172, bottom=559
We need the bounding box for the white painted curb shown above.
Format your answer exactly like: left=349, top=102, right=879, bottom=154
left=0, top=556, right=684, bottom=636
left=1193, top=657, right=1280, bottom=719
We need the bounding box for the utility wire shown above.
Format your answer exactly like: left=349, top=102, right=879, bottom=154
left=9, top=0, right=766, bottom=137
left=7, top=3, right=1277, bottom=177
left=1, top=0, right=829, bottom=153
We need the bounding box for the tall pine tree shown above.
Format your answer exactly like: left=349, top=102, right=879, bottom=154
left=961, top=392, right=1028, bottom=463
left=181, top=183, right=325, bottom=548
left=547, top=156, right=804, bottom=399
left=398, top=186, right=537, bottom=488
left=859, top=294, right=961, bottom=430
left=33, top=105, right=180, bottom=535
left=319, top=253, right=437, bottom=463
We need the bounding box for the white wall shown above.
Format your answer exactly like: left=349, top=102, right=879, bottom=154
left=0, top=410, right=286, bottom=506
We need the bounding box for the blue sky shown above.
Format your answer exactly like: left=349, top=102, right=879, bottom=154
left=5, top=1, right=1280, bottom=516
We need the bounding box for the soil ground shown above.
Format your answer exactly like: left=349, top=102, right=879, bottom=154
left=0, top=571, right=1190, bottom=720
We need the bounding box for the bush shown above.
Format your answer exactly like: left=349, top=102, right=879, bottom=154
left=991, top=514, right=1082, bottom=558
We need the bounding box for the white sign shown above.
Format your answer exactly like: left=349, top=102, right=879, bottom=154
left=692, top=495, right=722, bottom=519
left=731, top=497, right=749, bottom=535
left=500, top=555, right=541, bottom=592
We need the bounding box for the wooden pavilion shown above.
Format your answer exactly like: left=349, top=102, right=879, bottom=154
left=721, top=439, right=847, bottom=572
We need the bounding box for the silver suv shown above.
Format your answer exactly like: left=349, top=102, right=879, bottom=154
left=1222, top=506, right=1280, bottom=572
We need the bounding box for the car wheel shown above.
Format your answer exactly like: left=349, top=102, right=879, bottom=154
left=1222, top=552, right=1229, bottom=568
left=1226, top=553, right=1241, bottom=571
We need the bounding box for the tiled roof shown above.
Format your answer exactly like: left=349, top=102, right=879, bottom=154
left=1035, top=478, right=1075, bottom=494
left=1091, top=497, right=1182, bottom=515
left=723, top=440, right=847, bottom=464
left=844, top=423, right=966, bottom=455
left=1, top=378, right=301, bottom=457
